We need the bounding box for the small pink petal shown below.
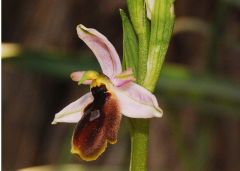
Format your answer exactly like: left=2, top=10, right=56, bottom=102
left=111, top=76, right=136, bottom=87
left=117, top=68, right=133, bottom=76
left=52, top=92, right=93, bottom=124
left=112, top=68, right=135, bottom=87
left=77, top=25, right=122, bottom=77
left=71, top=71, right=92, bottom=84
left=112, top=84, right=163, bottom=118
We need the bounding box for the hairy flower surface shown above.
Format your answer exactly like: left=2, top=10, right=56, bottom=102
left=52, top=25, right=163, bottom=161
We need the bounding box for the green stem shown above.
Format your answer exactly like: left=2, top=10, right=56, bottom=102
left=129, top=119, right=149, bottom=171
left=137, top=33, right=150, bottom=84
left=124, top=2, right=150, bottom=169
left=124, top=1, right=175, bottom=171
left=120, top=8, right=149, bottom=171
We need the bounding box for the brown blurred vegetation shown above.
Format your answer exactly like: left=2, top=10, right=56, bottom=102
left=2, top=0, right=240, bottom=171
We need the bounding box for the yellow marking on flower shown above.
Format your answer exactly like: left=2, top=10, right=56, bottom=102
left=78, top=70, right=99, bottom=85
left=71, top=138, right=117, bottom=161
left=71, top=140, right=108, bottom=161
left=90, top=75, right=111, bottom=88
left=109, top=139, right=117, bottom=144
left=78, top=71, right=112, bottom=90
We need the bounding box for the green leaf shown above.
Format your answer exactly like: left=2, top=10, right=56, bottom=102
left=120, top=9, right=138, bottom=77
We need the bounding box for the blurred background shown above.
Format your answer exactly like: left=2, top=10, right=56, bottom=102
left=2, top=0, right=240, bottom=171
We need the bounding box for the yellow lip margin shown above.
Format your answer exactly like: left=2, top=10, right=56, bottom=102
left=71, top=137, right=118, bottom=161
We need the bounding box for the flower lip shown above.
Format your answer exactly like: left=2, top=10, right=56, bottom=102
left=71, top=83, right=121, bottom=161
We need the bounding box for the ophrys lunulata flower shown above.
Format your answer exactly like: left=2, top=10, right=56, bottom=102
left=52, top=25, right=163, bottom=161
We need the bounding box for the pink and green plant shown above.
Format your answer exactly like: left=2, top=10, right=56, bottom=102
left=53, top=0, right=175, bottom=170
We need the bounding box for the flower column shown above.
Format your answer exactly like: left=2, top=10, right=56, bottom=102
left=121, top=0, right=175, bottom=171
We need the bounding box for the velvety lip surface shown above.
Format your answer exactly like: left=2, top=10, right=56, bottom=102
left=71, top=84, right=121, bottom=161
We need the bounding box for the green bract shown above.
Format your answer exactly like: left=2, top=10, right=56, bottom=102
left=127, top=0, right=150, bottom=84
left=120, top=9, right=138, bottom=77
left=143, top=0, right=175, bottom=91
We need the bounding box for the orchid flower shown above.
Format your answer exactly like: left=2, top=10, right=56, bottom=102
left=52, top=25, right=163, bottom=161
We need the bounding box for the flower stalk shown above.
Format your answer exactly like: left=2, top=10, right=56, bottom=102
left=121, top=9, right=150, bottom=171
left=129, top=119, right=149, bottom=171
left=123, top=0, right=175, bottom=171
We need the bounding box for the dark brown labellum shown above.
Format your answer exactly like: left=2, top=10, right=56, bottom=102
left=71, top=84, right=121, bottom=161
